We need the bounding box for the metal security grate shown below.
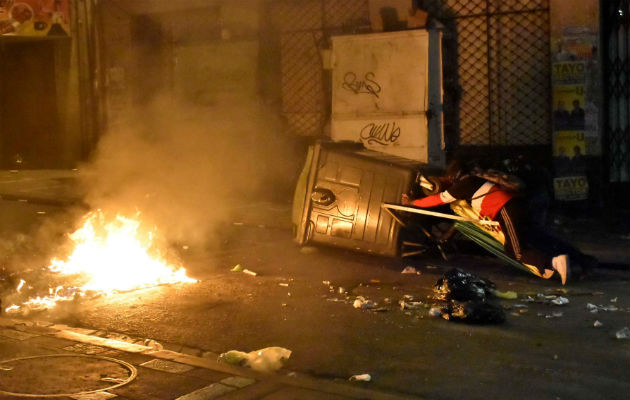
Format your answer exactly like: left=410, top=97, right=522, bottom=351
left=423, top=0, right=551, bottom=146
left=603, top=0, right=630, bottom=185
left=269, top=0, right=369, bottom=137
left=269, top=0, right=550, bottom=144
left=279, top=31, right=326, bottom=136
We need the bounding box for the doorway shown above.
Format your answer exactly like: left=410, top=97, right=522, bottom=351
left=0, top=40, right=62, bottom=168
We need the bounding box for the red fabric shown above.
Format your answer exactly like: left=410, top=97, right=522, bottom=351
left=478, top=189, right=513, bottom=219
left=412, top=193, right=446, bottom=208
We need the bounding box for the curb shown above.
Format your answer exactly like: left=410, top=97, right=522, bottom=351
left=0, top=317, right=422, bottom=400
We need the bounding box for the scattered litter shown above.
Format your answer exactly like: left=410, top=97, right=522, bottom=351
left=322, top=280, right=331, bottom=286
left=545, top=311, right=563, bottom=319
left=279, top=283, right=289, bottom=287
left=593, top=320, right=603, bottom=327
left=438, top=300, right=506, bottom=324
left=338, top=287, right=346, bottom=294
left=353, top=296, right=375, bottom=309
left=586, top=303, right=619, bottom=313
left=218, top=347, right=292, bottom=372
left=493, top=290, right=518, bottom=299
left=401, top=266, right=419, bottom=275
left=551, top=297, right=569, bottom=306
left=428, top=307, right=442, bottom=317
left=610, top=297, right=618, bottom=303
left=615, top=327, right=630, bottom=340
left=431, top=269, right=505, bottom=324
left=425, top=265, right=438, bottom=270
left=182, top=245, right=189, bottom=250
left=243, top=269, right=257, bottom=276
left=231, top=264, right=243, bottom=272
left=399, top=299, right=423, bottom=310
left=371, top=307, right=388, bottom=312
left=36, top=211, right=46, bottom=215
left=349, top=374, right=371, bottom=382
left=0, top=366, right=13, bottom=371
left=433, top=268, right=496, bottom=302
left=370, top=279, right=381, bottom=283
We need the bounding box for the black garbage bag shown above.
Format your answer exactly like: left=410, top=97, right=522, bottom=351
left=438, top=300, right=506, bottom=324
left=433, top=268, right=496, bottom=302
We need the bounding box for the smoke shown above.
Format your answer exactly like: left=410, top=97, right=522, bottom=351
left=78, top=95, right=300, bottom=248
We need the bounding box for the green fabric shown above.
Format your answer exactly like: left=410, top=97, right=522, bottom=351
left=454, top=221, right=532, bottom=273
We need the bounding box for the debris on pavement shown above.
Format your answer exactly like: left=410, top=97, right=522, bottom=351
left=551, top=296, right=569, bottom=306
left=349, top=374, right=371, bottom=382
left=615, top=327, right=630, bottom=340
left=492, top=289, right=518, bottom=299
left=428, top=307, right=442, bottom=317
left=586, top=303, right=619, bottom=313
left=231, top=264, right=243, bottom=272
left=218, top=347, right=292, bottom=372
left=436, top=300, right=506, bottom=324
left=433, top=268, right=496, bottom=302
left=593, top=320, right=603, bottom=327
left=431, top=268, right=505, bottom=324
left=542, top=311, right=564, bottom=319
left=353, top=296, right=375, bottom=309
left=401, top=266, right=419, bottom=274
left=243, top=269, right=257, bottom=276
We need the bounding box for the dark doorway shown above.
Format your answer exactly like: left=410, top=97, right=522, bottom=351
left=601, top=0, right=630, bottom=208
left=0, top=40, right=62, bottom=169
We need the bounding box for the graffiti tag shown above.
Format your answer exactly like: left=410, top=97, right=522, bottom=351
left=360, top=122, right=401, bottom=145
left=342, top=72, right=382, bottom=98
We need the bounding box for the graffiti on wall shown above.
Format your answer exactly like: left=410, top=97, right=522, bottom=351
left=359, top=121, right=401, bottom=145
left=0, top=0, right=70, bottom=36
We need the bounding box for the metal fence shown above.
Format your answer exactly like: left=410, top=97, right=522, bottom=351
left=603, top=0, right=630, bottom=185
left=268, top=0, right=370, bottom=137
left=268, top=0, right=551, bottom=148
left=421, top=0, right=551, bottom=146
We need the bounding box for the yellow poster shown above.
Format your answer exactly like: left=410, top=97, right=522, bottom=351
left=552, top=61, right=586, bottom=84
left=553, top=130, right=586, bottom=157
left=553, top=176, right=589, bottom=201
left=0, top=0, right=70, bottom=36
left=552, top=85, right=585, bottom=131
left=553, top=130, right=587, bottom=176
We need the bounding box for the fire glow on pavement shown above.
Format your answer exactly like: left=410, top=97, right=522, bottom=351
left=4, top=209, right=196, bottom=314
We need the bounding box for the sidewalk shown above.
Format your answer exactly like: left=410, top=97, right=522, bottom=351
left=1, top=169, right=628, bottom=266
left=0, top=317, right=417, bottom=400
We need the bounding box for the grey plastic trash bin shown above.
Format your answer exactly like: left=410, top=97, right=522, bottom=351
left=292, top=142, right=440, bottom=257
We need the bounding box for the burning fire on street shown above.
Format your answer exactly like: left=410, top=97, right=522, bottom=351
left=3, top=209, right=196, bottom=315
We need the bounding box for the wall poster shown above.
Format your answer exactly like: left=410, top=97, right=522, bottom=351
left=0, top=0, right=70, bottom=36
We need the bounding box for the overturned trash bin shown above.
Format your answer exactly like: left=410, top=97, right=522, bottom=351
left=292, top=141, right=441, bottom=257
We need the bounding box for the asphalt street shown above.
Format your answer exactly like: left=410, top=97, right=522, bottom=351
left=1, top=199, right=629, bottom=400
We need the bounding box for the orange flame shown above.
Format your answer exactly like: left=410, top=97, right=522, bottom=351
left=4, top=210, right=196, bottom=314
